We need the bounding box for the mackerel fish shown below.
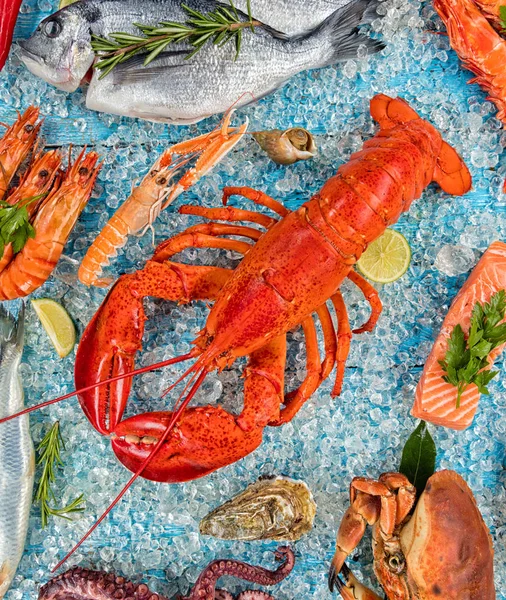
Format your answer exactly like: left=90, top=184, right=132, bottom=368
left=18, top=0, right=384, bottom=124
left=0, top=306, right=34, bottom=599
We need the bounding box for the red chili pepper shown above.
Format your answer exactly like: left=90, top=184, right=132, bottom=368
left=0, top=0, right=23, bottom=71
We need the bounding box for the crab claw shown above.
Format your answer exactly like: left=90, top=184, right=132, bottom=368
left=329, top=563, right=382, bottom=599
left=75, top=275, right=142, bottom=435
left=111, top=409, right=264, bottom=483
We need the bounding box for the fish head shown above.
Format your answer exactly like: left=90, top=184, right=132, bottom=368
left=18, top=6, right=96, bottom=92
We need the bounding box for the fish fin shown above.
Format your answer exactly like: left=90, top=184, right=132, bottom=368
left=302, top=0, right=385, bottom=64
left=0, top=303, right=24, bottom=351
left=112, top=50, right=190, bottom=85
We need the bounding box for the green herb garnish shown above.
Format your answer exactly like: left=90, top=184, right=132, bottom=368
left=399, top=421, right=436, bottom=495
left=91, top=0, right=260, bottom=80
left=439, top=290, right=506, bottom=408
left=0, top=193, right=46, bottom=257
left=34, top=421, right=85, bottom=528
left=500, top=6, right=506, bottom=31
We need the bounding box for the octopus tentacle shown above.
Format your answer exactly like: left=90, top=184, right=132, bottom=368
left=187, top=547, right=295, bottom=600
left=38, top=567, right=165, bottom=600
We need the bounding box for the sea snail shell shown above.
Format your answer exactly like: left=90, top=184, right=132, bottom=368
left=252, top=128, right=317, bottom=165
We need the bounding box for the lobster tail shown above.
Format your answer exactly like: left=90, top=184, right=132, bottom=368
left=370, top=94, right=472, bottom=196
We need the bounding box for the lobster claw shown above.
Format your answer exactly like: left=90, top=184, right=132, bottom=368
left=75, top=275, right=144, bottom=435
left=111, top=408, right=264, bottom=483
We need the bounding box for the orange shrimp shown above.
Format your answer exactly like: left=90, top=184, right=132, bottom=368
left=0, top=107, right=41, bottom=198
left=0, top=149, right=101, bottom=300
left=434, top=0, right=506, bottom=191
left=435, top=0, right=506, bottom=120
left=0, top=150, right=62, bottom=274
left=473, top=0, right=504, bottom=24
left=78, top=112, right=248, bottom=288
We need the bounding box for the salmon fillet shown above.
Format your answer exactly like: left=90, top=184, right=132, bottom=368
left=412, top=241, right=506, bottom=430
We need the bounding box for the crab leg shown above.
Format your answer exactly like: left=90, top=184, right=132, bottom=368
left=333, top=564, right=383, bottom=600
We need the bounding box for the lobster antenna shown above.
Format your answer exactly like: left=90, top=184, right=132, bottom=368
left=0, top=350, right=200, bottom=425
left=51, top=366, right=209, bottom=573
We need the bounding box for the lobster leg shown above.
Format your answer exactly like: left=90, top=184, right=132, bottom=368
left=153, top=232, right=252, bottom=260
left=331, top=291, right=352, bottom=397
left=180, top=205, right=278, bottom=229
left=222, top=186, right=289, bottom=217
left=347, top=271, right=382, bottom=334
left=272, top=304, right=338, bottom=426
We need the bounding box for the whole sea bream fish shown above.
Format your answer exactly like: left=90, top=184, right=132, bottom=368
left=0, top=305, right=34, bottom=599
left=18, top=0, right=384, bottom=124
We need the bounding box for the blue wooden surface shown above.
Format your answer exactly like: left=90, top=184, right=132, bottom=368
left=0, top=1, right=505, bottom=599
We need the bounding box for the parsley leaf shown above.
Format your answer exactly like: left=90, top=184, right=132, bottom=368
left=501, top=6, right=506, bottom=31
left=0, top=194, right=44, bottom=257
left=440, top=290, right=506, bottom=408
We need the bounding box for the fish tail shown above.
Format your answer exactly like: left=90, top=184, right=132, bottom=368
left=305, top=0, right=385, bottom=65
left=0, top=303, right=24, bottom=353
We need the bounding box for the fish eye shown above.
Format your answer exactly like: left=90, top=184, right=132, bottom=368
left=387, top=554, right=406, bottom=574
left=44, top=19, right=62, bottom=38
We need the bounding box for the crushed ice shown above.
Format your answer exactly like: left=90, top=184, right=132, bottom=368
left=0, top=0, right=505, bottom=597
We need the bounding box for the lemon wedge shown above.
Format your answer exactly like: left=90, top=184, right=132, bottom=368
left=32, top=299, right=76, bottom=358
left=357, top=229, right=411, bottom=284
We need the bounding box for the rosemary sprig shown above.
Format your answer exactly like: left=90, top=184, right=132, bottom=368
left=91, top=0, right=260, bottom=79
left=34, top=421, right=85, bottom=528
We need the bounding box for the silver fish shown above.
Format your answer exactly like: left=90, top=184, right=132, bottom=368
left=18, top=0, right=384, bottom=123
left=0, top=305, right=34, bottom=599
left=200, top=475, right=317, bottom=541
left=235, top=0, right=356, bottom=35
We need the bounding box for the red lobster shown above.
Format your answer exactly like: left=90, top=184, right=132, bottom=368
left=67, top=94, right=471, bottom=486
left=1, top=95, right=471, bottom=490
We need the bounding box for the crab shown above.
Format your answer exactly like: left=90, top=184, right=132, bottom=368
left=328, top=470, right=495, bottom=599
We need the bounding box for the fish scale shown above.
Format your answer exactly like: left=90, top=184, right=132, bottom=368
left=234, top=0, right=355, bottom=35
left=0, top=306, right=34, bottom=600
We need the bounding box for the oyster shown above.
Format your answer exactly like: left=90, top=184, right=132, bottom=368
left=200, top=476, right=316, bottom=542
left=252, top=128, right=317, bottom=165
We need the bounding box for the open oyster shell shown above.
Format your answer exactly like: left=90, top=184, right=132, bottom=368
left=199, top=475, right=316, bottom=541
left=252, top=128, right=317, bottom=165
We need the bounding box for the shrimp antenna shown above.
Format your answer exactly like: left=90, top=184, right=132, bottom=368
left=51, top=361, right=211, bottom=572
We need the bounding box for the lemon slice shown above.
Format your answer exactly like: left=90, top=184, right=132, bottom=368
left=31, top=299, right=76, bottom=358
left=357, top=229, right=411, bottom=284
left=59, top=0, right=78, bottom=7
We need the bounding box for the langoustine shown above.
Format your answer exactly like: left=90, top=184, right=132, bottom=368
left=78, top=112, right=248, bottom=288
left=329, top=470, right=495, bottom=599
left=39, top=547, right=295, bottom=600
